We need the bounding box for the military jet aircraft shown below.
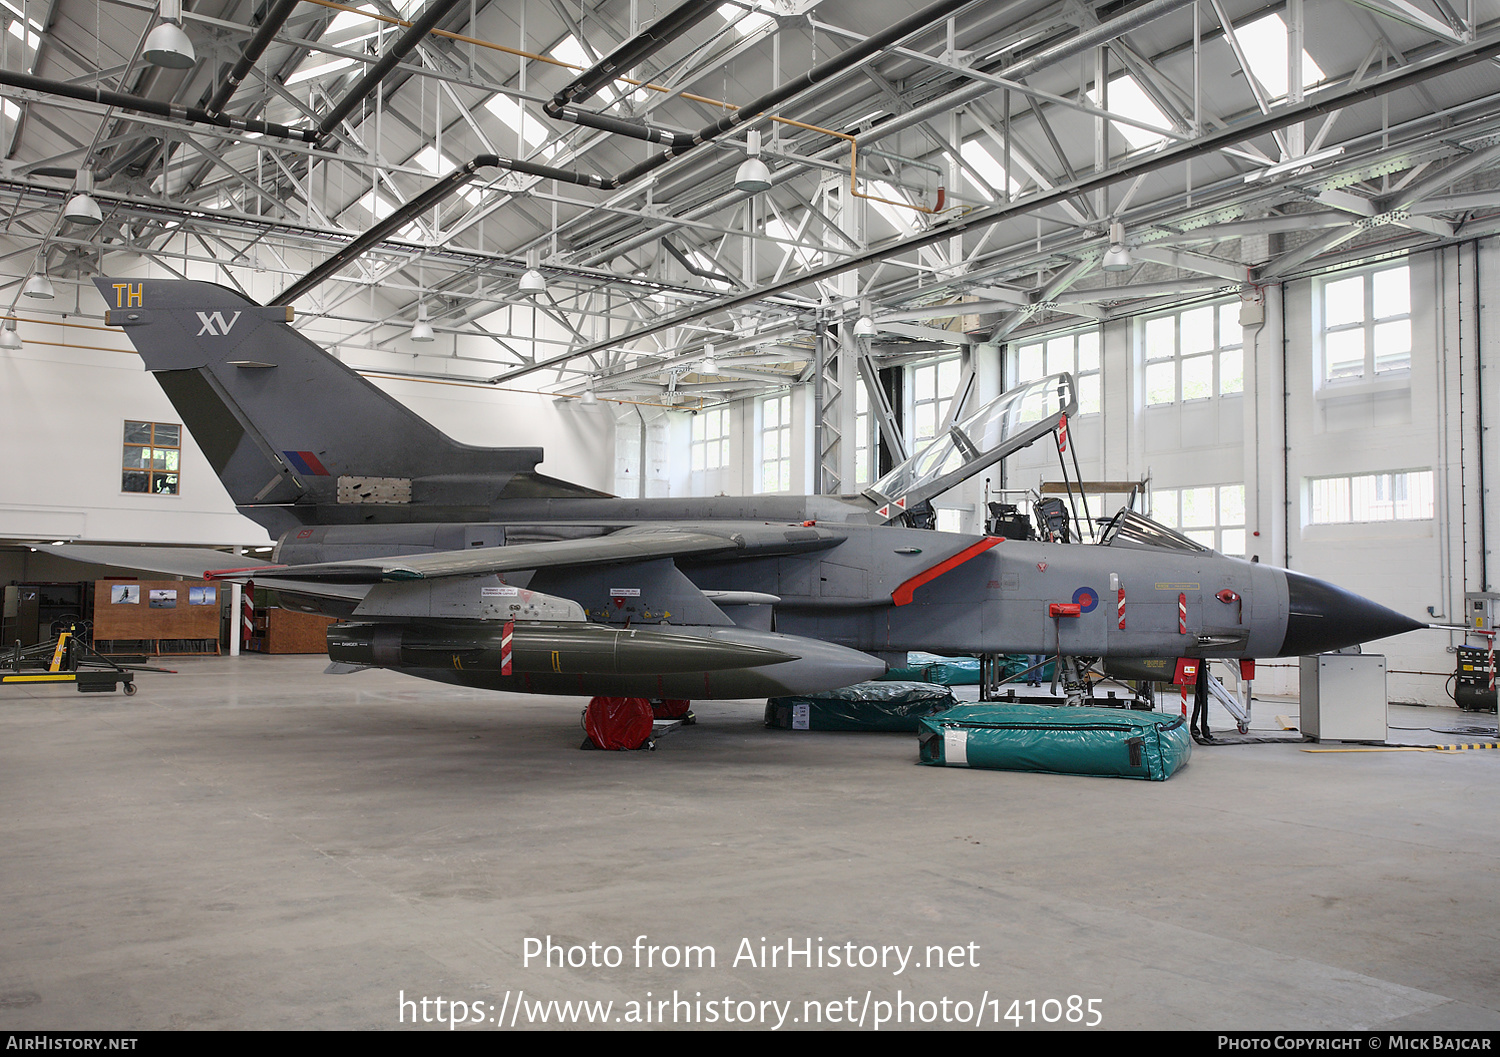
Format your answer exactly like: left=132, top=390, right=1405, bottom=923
left=51, top=278, right=1423, bottom=701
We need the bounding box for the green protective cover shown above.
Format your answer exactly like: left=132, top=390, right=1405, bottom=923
left=881, top=654, right=1053, bottom=685
left=766, top=681, right=957, bottom=732
left=880, top=652, right=983, bottom=685
left=916, top=703, right=1192, bottom=780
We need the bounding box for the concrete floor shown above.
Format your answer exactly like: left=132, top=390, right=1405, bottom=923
left=2, top=654, right=1497, bottom=1031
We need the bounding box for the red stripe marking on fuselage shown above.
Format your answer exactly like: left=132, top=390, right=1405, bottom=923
left=891, top=537, right=1004, bottom=606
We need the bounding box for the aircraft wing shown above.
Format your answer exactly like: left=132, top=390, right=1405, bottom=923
left=38, top=544, right=372, bottom=603
left=203, top=527, right=746, bottom=584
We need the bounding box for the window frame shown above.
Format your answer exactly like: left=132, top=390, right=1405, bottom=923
left=1307, top=468, right=1434, bottom=525
left=1149, top=483, right=1247, bottom=555
left=1141, top=301, right=1244, bottom=408
left=1012, top=327, right=1102, bottom=415
left=907, top=356, right=962, bottom=450
left=756, top=393, right=792, bottom=494
left=852, top=383, right=876, bottom=488
left=1317, top=263, right=1412, bottom=386
left=122, top=420, right=182, bottom=496
left=690, top=405, right=731, bottom=475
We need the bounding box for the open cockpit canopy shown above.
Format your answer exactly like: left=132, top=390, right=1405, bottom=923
left=866, top=373, right=1075, bottom=517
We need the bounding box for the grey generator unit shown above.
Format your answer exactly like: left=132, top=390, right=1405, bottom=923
left=1298, top=653, right=1388, bottom=743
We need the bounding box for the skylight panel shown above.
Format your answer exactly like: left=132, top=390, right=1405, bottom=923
left=354, top=189, right=424, bottom=240
left=718, top=2, right=775, bottom=36
left=1235, top=13, right=1325, bottom=99
left=866, top=180, right=921, bottom=235
left=766, top=216, right=821, bottom=269
left=326, top=9, right=368, bottom=33
left=551, top=36, right=618, bottom=103
left=1087, top=75, right=1170, bottom=151
left=412, top=146, right=481, bottom=204
left=0, top=0, right=41, bottom=34
left=325, top=5, right=382, bottom=47
left=287, top=55, right=356, bottom=86
left=484, top=93, right=556, bottom=158
left=4, top=0, right=40, bottom=67
left=960, top=140, right=1020, bottom=201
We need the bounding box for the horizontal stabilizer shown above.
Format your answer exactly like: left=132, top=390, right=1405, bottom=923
left=41, top=544, right=279, bottom=580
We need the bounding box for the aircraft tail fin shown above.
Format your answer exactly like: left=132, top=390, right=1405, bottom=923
left=95, top=278, right=607, bottom=530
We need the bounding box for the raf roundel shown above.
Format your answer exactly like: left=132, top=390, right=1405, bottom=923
left=1072, top=586, right=1099, bottom=613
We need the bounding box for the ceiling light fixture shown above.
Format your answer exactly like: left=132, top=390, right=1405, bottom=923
left=143, top=0, right=197, bottom=68
left=734, top=129, right=773, bottom=194
left=581, top=385, right=598, bottom=406
left=1101, top=221, right=1132, bottom=272
left=63, top=170, right=103, bottom=226
left=519, top=267, right=548, bottom=295
left=853, top=315, right=877, bottom=337
left=410, top=303, right=434, bottom=342
left=63, top=193, right=102, bottom=226
left=22, top=273, right=55, bottom=299
left=699, top=342, right=717, bottom=375
left=0, top=321, right=21, bottom=350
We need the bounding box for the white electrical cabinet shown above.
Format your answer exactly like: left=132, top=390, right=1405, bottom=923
left=1298, top=654, right=1388, bottom=743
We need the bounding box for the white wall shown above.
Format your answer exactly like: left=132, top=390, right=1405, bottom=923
left=0, top=311, right=614, bottom=546
left=0, top=333, right=265, bottom=545
left=364, top=375, right=614, bottom=493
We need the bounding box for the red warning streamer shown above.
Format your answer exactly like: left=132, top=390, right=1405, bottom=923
left=1117, top=585, right=1126, bottom=630
left=1178, top=592, right=1187, bottom=635
left=501, top=620, right=514, bottom=676
left=242, top=579, right=255, bottom=646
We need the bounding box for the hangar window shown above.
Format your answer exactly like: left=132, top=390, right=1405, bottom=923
left=1319, top=264, right=1411, bottom=383
left=1014, top=329, right=1100, bottom=414
left=758, top=393, right=791, bottom=493
left=909, top=357, right=961, bottom=446
left=1142, top=303, right=1243, bottom=407
left=1149, top=484, right=1246, bottom=555
left=1309, top=469, right=1433, bottom=524
left=853, top=384, right=876, bottom=488
left=122, top=421, right=181, bottom=495
left=691, top=406, right=730, bottom=473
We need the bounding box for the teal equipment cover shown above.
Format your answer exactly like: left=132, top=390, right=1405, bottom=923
left=766, top=681, right=957, bottom=732
left=917, top=703, right=1191, bottom=780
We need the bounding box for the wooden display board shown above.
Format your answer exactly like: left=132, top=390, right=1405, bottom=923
left=93, top=579, right=220, bottom=648
left=249, top=608, right=339, bottom=654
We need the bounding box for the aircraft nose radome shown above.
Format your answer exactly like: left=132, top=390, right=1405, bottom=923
left=1277, top=570, right=1426, bottom=657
